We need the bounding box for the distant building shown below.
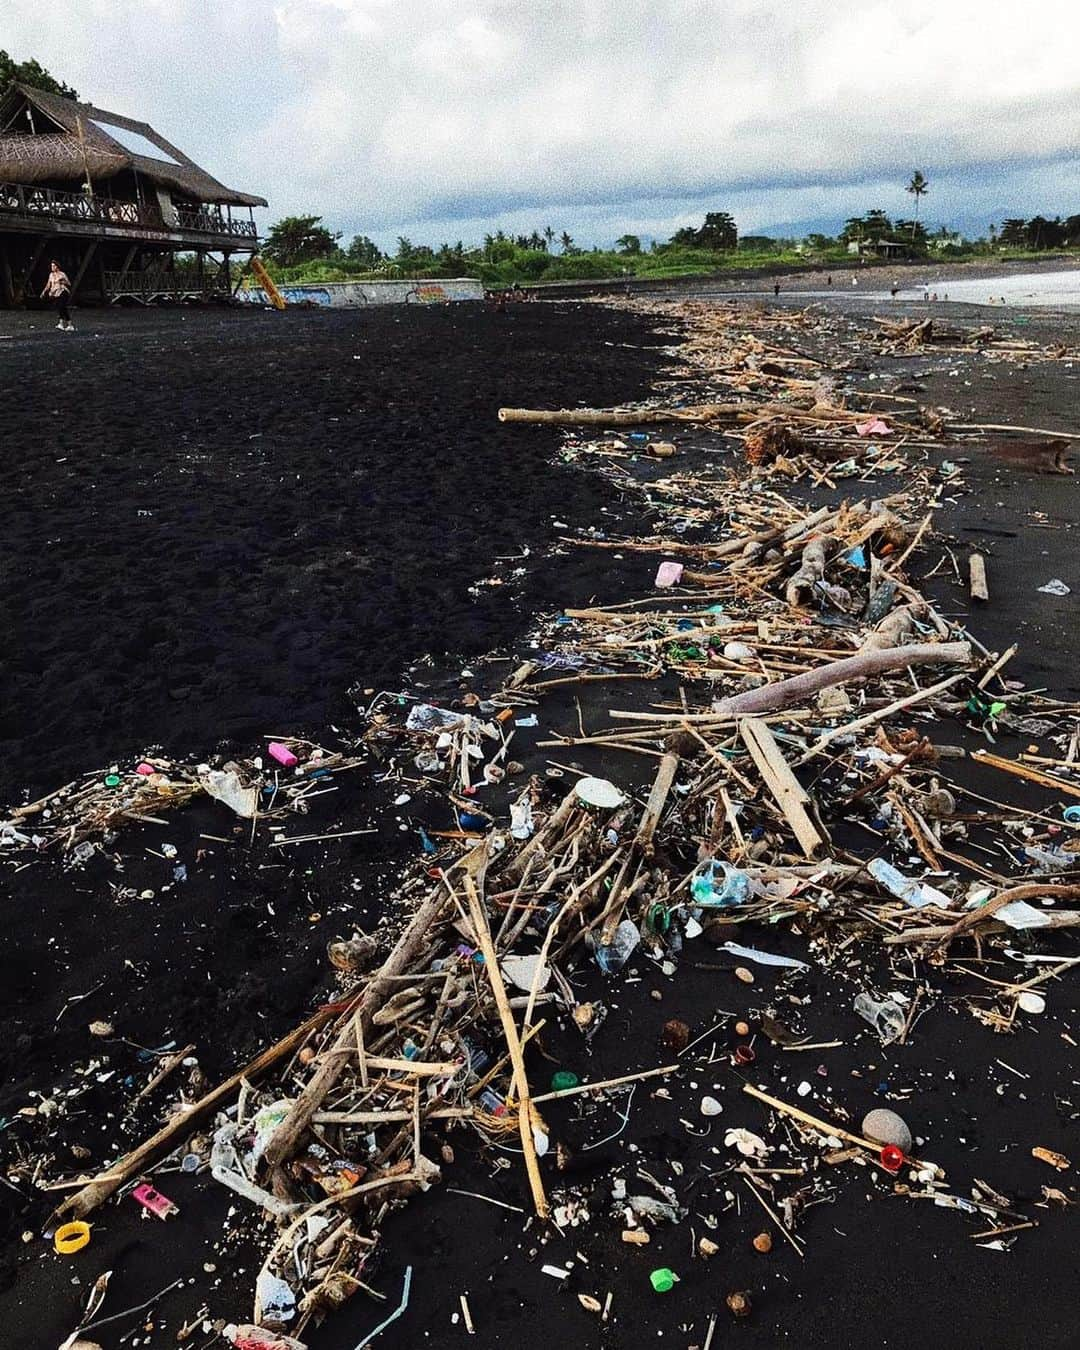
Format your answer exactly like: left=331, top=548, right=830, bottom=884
left=846, top=238, right=908, bottom=260
left=0, top=82, right=266, bottom=307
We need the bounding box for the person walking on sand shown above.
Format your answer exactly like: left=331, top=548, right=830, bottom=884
left=41, top=261, right=74, bottom=331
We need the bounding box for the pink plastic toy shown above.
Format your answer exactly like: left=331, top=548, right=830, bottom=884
left=267, top=742, right=299, bottom=768
left=132, top=1182, right=179, bottom=1219
left=654, top=561, right=684, bottom=588
left=135, top=762, right=155, bottom=776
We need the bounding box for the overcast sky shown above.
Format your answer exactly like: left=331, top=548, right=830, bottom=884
left=5, top=1, right=1079, bottom=248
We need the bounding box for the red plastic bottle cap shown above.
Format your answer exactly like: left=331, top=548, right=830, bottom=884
left=734, top=1044, right=756, bottom=1066
left=880, top=1144, right=904, bottom=1173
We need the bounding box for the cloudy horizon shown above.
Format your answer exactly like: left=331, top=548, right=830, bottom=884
left=5, top=1, right=1079, bottom=251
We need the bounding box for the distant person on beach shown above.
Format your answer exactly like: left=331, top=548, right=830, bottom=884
left=773, top=281, right=780, bottom=297
left=41, top=261, right=74, bottom=331
left=890, top=285, right=899, bottom=297
left=827, top=275, right=832, bottom=286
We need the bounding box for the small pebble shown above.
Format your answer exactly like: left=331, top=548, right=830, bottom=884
left=735, top=967, right=754, bottom=985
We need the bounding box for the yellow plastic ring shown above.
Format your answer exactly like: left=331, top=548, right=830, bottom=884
left=53, top=1221, right=91, bottom=1255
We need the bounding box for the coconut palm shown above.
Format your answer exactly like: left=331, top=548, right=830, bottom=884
left=906, top=171, right=929, bottom=240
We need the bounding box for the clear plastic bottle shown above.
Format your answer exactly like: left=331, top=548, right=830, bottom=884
left=854, top=992, right=906, bottom=1043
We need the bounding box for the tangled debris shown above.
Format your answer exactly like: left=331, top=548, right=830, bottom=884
left=8, top=297, right=1080, bottom=1348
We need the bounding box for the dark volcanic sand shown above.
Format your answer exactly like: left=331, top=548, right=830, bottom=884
left=0, top=302, right=667, bottom=802
left=3, top=296, right=1080, bottom=1350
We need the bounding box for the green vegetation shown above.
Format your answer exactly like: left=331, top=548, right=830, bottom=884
left=259, top=196, right=1080, bottom=290
left=0, top=50, right=77, bottom=100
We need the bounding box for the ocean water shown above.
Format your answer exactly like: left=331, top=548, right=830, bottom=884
left=870, top=269, right=1080, bottom=307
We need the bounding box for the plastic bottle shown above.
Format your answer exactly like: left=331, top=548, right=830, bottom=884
left=593, top=918, right=640, bottom=973
left=690, top=860, right=751, bottom=907
left=854, top=992, right=906, bottom=1043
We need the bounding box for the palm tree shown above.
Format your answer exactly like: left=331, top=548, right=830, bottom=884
left=906, top=171, right=929, bottom=240
left=543, top=225, right=555, bottom=250
left=559, top=231, right=574, bottom=254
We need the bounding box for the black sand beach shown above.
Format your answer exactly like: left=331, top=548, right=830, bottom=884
left=2, top=292, right=1080, bottom=1350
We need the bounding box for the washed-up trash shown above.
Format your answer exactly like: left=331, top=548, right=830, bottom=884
left=649, top=1267, right=678, bottom=1293
left=574, top=776, right=626, bottom=809
left=267, top=742, right=299, bottom=768
left=854, top=992, right=906, bottom=1043
left=856, top=417, right=892, bottom=436
left=509, top=793, right=535, bottom=839
left=1037, top=578, right=1071, bottom=596
left=690, top=859, right=751, bottom=907
left=720, top=941, right=808, bottom=970
left=131, top=1182, right=178, bottom=1219
left=501, top=954, right=549, bottom=993
left=982, top=900, right=1051, bottom=930
left=630, top=1195, right=682, bottom=1223
left=593, top=919, right=640, bottom=973
left=862, top=1108, right=913, bottom=1153
left=725, top=1128, right=769, bottom=1159
left=868, top=857, right=951, bottom=909
left=1017, top=991, right=1047, bottom=1014
left=405, top=703, right=464, bottom=732
left=53, top=1221, right=91, bottom=1255
left=200, top=766, right=259, bottom=819
left=700, top=1095, right=723, bottom=1116
left=255, top=1270, right=297, bottom=1328
left=223, top=1328, right=307, bottom=1350
left=655, top=561, right=684, bottom=588
left=515, top=714, right=539, bottom=728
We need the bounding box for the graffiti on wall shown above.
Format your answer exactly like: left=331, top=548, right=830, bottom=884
left=237, top=278, right=482, bottom=309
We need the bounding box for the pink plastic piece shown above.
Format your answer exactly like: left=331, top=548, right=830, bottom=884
left=856, top=417, right=892, bottom=437
left=135, top=762, right=155, bottom=775
left=654, top=561, right=684, bottom=589
left=132, top=1182, right=179, bottom=1219
left=267, top=742, right=299, bottom=768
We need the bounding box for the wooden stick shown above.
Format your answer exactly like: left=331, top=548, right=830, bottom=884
left=461, top=871, right=549, bottom=1220
left=713, top=642, right=971, bottom=719
left=740, top=718, right=825, bottom=859
left=971, top=750, right=1080, bottom=801
left=969, top=553, right=989, bottom=602
left=634, top=750, right=680, bottom=857
left=261, top=885, right=449, bottom=1171
left=130, top=1042, right=196, bottom=1105
left=798, top=670, right=968, bottom=765
left=950, top=421, right=1078, bottom=441
left=531, top=1063, right=679, bottom=1104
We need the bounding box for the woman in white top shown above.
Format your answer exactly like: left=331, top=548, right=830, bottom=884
left=41, top=261, right=74, bottom=331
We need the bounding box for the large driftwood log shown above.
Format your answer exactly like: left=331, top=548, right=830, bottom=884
left=712, top=641, right=971, bottom=718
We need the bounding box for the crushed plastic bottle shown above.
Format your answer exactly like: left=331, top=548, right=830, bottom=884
left=593, top=918, right=641, bottom=973
left=691, top=859, right=751, bottom=907
left=854, top=992, right=906, bottom=1043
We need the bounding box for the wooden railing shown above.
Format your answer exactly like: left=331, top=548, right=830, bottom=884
left=105, top=268, right=229, bottom=300
left=175, top=207, right=256, bottom=237
left=0, top=181, right=154, bottom=227
left=0, top=182, right=256, bottom=238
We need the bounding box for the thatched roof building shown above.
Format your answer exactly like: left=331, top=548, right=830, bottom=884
left=0, top=82, right=267, bottom=306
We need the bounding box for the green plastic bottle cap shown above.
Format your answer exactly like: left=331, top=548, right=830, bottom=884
left=551, top=1070, right=579, bottom=1092
left=104, top=774, right=121, bottom=787
left=650, top=1268, right=677, bottom=1293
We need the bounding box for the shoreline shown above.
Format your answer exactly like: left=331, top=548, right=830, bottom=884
left=3, top=295, right=1080, bottom=1349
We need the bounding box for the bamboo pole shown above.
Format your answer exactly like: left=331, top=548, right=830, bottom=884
left=461, top=872, right=549, bottom=1220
